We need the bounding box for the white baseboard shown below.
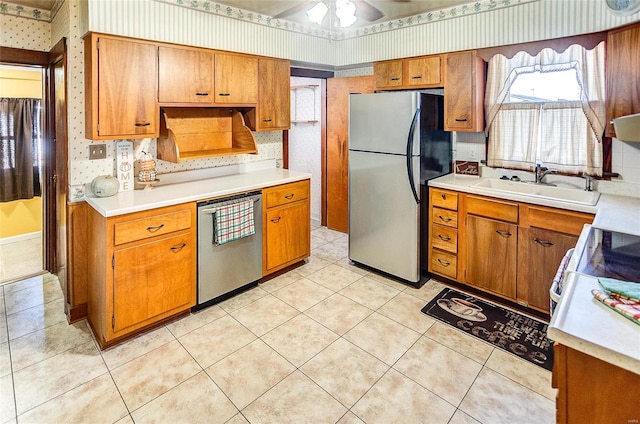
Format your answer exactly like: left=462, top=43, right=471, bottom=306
left=0, top=231, right=41, bottom=246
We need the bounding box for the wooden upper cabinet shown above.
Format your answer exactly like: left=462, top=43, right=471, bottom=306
left=214, top=53, right=258, bottom=104
left=158, top=46, right=213, bottom=103
left=256, top=57, right=290, bottom=130
left=605, top=22, right=640, bottom=137
left=374, top=60, right=403, bottom=89
left=84, top=34, right=158, bottom=140
left=444, top=50, right=485, bottom=132
left=404, top=56, right=442, bottom=87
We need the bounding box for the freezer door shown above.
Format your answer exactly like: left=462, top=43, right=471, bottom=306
left=348, top=150, right=420, bottom=282
left=349, top=91, right=420, bottom=155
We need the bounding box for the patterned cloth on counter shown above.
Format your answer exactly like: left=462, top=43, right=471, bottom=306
left=212, top=199, right=255, bottom=246
left=591, top=289, right=640, bottom=326
left=598, top=277, right=640, bottom=301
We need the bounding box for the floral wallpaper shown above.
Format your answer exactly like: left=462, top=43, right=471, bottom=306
left=152, top=0, right=541, bottom=40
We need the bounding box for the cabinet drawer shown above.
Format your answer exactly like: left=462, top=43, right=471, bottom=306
left=432, top=207, right=458, bottom=228
left=524, top=206, right=593, bottom=236
left=114, top=209, right=192, bottom=245
left=431, top=250, right=457, bottom=279
left=431, top=225, right=458, bottom=253
left=264, top=180, right=309, bottom=208
left=431, top=189, right=458, bottom=210
left=466, top=195, right=518, bottom=223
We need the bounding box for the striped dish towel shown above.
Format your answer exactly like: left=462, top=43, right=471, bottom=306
left=592, top=289, right=640, bottom=326
left=213, top=199, right=255, bottom=246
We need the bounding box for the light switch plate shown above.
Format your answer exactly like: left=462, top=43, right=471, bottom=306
left=89, top=144, right=107, bottom=160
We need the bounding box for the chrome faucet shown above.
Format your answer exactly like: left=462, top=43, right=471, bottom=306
left=535, top=164, right=557, bottom=185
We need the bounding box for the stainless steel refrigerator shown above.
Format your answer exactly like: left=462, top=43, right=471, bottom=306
left=348, top=91, right=452, bottom=287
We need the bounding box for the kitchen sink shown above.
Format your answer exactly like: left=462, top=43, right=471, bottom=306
left=473, top=178, right=601, bottom=206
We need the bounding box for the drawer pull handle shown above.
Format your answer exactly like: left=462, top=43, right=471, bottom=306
left=495, top=230, right=512, bottom=237
left=218, top=93, right=231, bottom=97
left=438, top=215, right=452, bottom=222
left=534, top=238, right=554, bottom=247
left=135, top=122, right=151, bottom=127
left=271, top=217, right=281, bottom=223
left=411, top=75, right=422, bottom=79
left=195, top=92, right=209, bottom=96
left=437, top=234, right=451, bottom=241
left=263, top=118, right=273, bottom=122
left=170, top=243, right=186, bottom=252
left=284, top=194, right=295, bottom=199
left=146, top=224, right=165, bottom=232
left=437, top=258, right=451, bottom=267
left=390, top=77, right=400, bottom=81
left=441, top=193, right=446, bottom=200
left=455, top=118, right=468, bottom=122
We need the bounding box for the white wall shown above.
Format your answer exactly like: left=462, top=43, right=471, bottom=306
left=289, top=77, right=323, bottom=223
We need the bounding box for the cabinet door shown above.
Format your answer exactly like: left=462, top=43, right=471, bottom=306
left=517, top=227, right=577, bottom=313
left=113, top=233, right=194, bottom=334
left=605, top=22, right=640, bottom=137
left=97, top=37, right=158, bottom=137
left=404, top=56, right=442, bottom=87
left=444, top=51, right=485, bottom=132
left=257, top=58, right=290, bottom=130
left=466, top=215, right=517, bottom=299
left=158, top=46, right=213, bottom=103
left=215, top=53, right=258, bottom=104
left=374, top=60, right=403, bottom=89
left=264, top=202, right=310, bottom=272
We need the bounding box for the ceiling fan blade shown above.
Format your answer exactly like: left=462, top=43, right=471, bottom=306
left=353, top=0, right=384, bottom=22
left=273, top=0, right=316, bottom=19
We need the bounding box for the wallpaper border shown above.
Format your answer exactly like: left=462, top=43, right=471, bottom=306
left=151, top=0, right=541, bottom=40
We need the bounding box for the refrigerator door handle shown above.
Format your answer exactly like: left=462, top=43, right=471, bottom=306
left=406, top=107, right=420, bottom=204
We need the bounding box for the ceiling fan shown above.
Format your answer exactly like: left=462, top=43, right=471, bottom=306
left=274, top=0, right=409, bottom=27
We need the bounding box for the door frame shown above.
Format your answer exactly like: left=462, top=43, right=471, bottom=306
left=289, top=68, right=333, bottom=226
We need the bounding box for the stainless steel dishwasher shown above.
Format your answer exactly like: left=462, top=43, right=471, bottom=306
left=194, top=191, right=262, bottom=311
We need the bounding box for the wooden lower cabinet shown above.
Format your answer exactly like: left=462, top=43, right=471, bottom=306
left=263, top=180, right=311, bottom=275
left=553, top=344, right=640, bottom=424
left=428, top=189, right=593, bottom=314
left=87, top=203, right=196, bottom=349
left=465, top=214, right=517, bottom=299
left=517, top=227, right=577, bottom=311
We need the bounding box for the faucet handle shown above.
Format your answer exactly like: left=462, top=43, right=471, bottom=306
left=582, top=173, right=594, bottom=192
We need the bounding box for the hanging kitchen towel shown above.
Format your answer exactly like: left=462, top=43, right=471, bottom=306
left=592, top=289, right=640, bottom=326
left=598, top=277, right=640, bottom=301
left=212, top=199, right=255, bottom=246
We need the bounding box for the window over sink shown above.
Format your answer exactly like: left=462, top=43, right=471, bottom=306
left=484, top=42, right=606, bottom=177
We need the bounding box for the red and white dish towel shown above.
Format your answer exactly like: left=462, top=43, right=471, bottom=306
left=212, top=199, right=255, bottom=246
left=592, top=277, right=640, bottom=326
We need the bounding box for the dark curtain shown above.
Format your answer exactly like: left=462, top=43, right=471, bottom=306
left=0, top=98, right=42, bottom=202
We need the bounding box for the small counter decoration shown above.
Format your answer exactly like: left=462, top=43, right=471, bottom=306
left=91, top=175, right=119, bottom=197
left=135, top=139, right=159, bottom=190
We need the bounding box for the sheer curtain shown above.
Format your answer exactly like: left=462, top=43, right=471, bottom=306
left=484, top=42, right=606, bottom=176
left=0, top=98, right=42, bottom=202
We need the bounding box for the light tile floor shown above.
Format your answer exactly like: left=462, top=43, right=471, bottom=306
left=0, top=225, right=556, bottom=423
left=0, top=238, right=43, bottom=284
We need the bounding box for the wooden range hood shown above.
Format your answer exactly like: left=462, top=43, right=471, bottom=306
left=157, top=108, right=258, bottom=163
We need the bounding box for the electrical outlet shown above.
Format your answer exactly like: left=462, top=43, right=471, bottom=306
left=469, top=147, right=477, bottom=159
left=89, top=144, right=107, bottom=160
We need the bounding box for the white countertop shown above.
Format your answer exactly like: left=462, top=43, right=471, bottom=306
left=85, top=168, right=311, bottom=217
left=548, top=272, right=640, bottom=375
left=428, top=173, right=640, bottom=236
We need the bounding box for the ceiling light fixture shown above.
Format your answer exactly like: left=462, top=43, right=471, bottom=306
left=306, top=1, right=329, bottom=25
left=335, top=0, right=357, bottom=27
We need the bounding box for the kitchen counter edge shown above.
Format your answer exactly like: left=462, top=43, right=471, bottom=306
left=85, top=168, right=312, bottom=217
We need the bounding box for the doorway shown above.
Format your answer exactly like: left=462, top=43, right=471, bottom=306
left=0, top=64, right=45, bottom=284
